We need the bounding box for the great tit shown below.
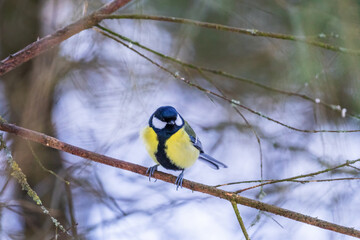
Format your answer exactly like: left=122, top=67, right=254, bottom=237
left=141, top=106, right=227, bottom=190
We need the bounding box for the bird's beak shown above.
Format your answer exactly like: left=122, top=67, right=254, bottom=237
left=168, top=120, right=175, bottom=125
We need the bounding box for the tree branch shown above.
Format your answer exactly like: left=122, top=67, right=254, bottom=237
left=99, top=14, right=360, bottom=55
left=233, top=159, right=360, bottom=193
left=94, top=26, right=360, bottom=134
left=1, top=120, right=360, bottom=238
left=0, top=0, right=132, bottom=76
left=95, top=25, right=360, bottom=121
left=231, top=201, right=251, bottom=240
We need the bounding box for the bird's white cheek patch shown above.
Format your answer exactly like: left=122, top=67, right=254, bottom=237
left=152, top=116, right=167, bottom=129
left=175, top=114, right=183, bottom=126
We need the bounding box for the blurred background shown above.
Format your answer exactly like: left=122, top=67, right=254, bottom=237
left=1, top=0, right=360, bottom=239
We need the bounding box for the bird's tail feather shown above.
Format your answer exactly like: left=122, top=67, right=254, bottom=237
left=198, top=153, right=227, bottom=170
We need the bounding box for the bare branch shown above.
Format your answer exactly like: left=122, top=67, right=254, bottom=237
left=231, top=201, right=251, bottom=240
left=96, top=26, right=359, bottom=121
left=215, top=177, right=360, bottom=188
left=99, top=14, right=360, bottom=55
left=95, top=26, right=360, bottom=133
left=0, top=0, right=132, bottom=76
left=234, top=159, right=360, bottom=193
left=1, top=120, right=360, bottom=238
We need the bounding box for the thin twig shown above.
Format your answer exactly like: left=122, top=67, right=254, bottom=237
left=215, top=177, right=360, bottom=187
left=231, top=201, right=251, bottom=240
left=195, top=69, right=264, bottom=189
left=95, top=26, right=360, bottom=133
left=231, top=106, right=266, bottom=199
left=1, top=121, right=360, bottom=238
left=27, top=141, right=70, bottom=185
left=348, top=165, right=360, bottom=171
left=95, top=26, right=360, bottom=121
left=99, top=14, right=360, bottom=55
left=64, top=178, right=78, bottom=238
left=234, top=160, right=360, bottom=193
left=232, top=107, right=264, bottom=181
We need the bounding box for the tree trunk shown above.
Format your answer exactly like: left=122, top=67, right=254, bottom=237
left=0, top=1, right=68, bottom=239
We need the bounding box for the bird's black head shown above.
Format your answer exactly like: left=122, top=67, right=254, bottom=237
left=149, top=106, right=184, bottom=134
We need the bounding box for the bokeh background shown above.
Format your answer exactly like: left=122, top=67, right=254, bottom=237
left=1, top=0, right=360, bottom=239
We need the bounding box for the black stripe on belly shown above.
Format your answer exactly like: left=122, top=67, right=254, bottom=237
left=155, top=140, right=182, bottom=171
left=153, top=125, right=183, bottom=171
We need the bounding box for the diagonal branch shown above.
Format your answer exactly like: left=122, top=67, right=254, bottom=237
left=1, top=120, right=360, bottom=238
left=231, top=201, right=251, bottom=240
left=95, top=26, right=360, bottom=134
left=99, top=14, right=360, bottom=55
left=0, top=0, right=132, bottom=76
left=95, top=26, right=360, bottom=121
left=233, top=159, right=360, bottom=193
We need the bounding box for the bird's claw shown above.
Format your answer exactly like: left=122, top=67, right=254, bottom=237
left=146, top=165, right=159, bottom=182
left=175, top=170, right=185, bottom=190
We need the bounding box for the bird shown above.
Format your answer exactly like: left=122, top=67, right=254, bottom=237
left=141, top=106, right=227, bottom=190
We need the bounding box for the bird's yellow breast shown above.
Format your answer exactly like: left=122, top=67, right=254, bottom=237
left=141, top=126, right=159, bottom=163
left=165, top=128, right=199, bottom=169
